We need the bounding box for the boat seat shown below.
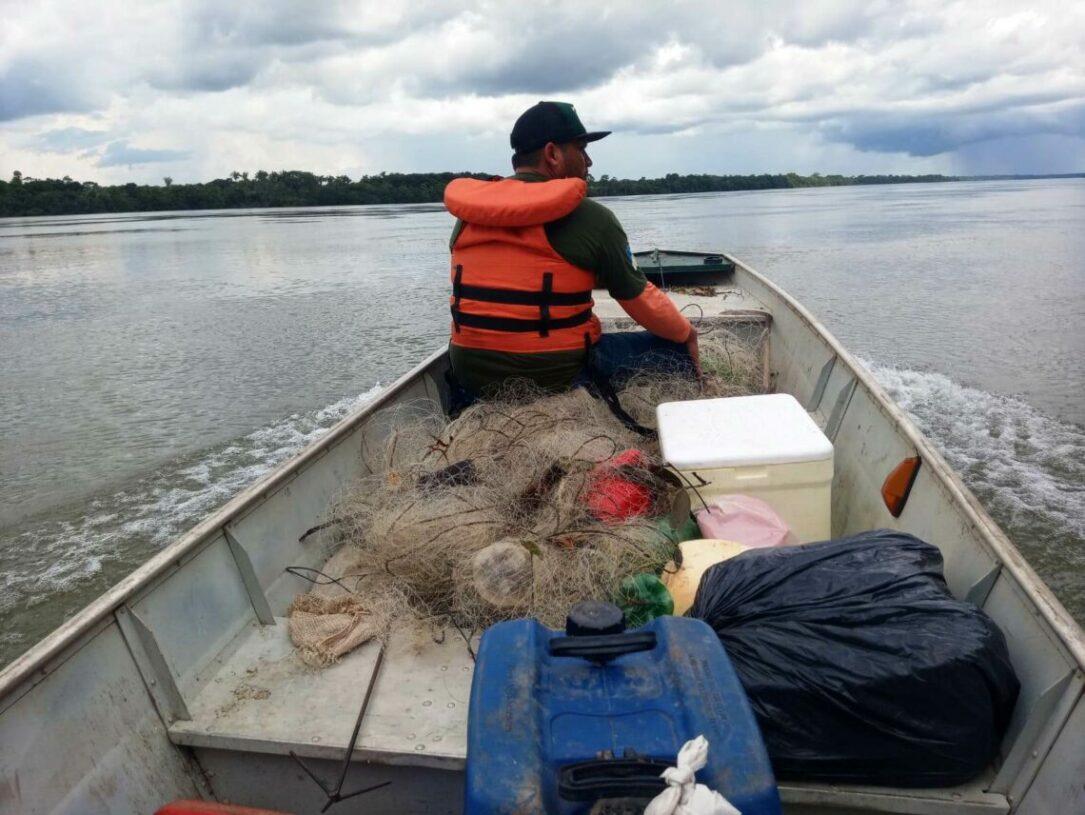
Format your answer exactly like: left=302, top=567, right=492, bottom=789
left=593, top=291, right=772, bottom=327
left=168, top=618, right=474, bottom=771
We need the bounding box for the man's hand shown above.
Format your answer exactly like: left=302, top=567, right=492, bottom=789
left=686, top=325, right=703, bottom=380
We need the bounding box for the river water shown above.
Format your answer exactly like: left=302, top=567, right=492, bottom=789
left=1, top=179, right=1082, bottom=669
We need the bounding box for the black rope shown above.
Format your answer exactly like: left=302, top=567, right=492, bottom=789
left=285, top=565, right=371, bottom=595
left=289, top=645, right=391, bottom=811
left=298, top=518, right=345, bottom=542
left=580, top=335, right=656, bottom=438
left=666, top=465, right=711, bottom=512
left=450, top=619, right=477, bottom=661
left=583, top=365, right=656, bottom=439
left=680, top=302, right=705, bottom=323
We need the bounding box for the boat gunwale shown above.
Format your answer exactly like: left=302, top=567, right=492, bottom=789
left=3, top=255, right=1083, bottom=703
left=728, top=251, right=1085, bottom=668
left=0, top=347, right=448, bottom=699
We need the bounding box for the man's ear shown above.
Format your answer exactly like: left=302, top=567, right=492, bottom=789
left=542, top=142, right=563, bottom=171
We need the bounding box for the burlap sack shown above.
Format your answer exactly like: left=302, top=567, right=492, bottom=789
left=288, top=594, right=383, bottom=666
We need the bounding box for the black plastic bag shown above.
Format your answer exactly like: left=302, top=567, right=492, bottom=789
left=688, top=530, right=1019, bottom=787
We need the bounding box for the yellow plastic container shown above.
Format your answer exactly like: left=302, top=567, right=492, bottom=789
left=657, top=394, right=834, bottom=543
left=663, top=539, right=748, bottom=616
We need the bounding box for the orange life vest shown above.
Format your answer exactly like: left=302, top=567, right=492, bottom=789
left=444, top=177, right=603, bottom=353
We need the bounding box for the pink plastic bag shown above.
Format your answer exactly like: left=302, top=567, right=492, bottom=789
left=694, top=494, right=797, bottom=548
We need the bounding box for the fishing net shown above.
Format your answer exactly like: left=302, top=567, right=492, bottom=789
left=617, top=327, right=767, bottom=429
left=289, top=324, right=767, bottom=663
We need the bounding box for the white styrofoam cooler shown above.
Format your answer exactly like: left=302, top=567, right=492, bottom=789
left=657, top=393, right=834, bottom=543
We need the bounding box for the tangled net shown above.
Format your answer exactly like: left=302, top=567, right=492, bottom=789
left=289, top=324, right=766, bottom=664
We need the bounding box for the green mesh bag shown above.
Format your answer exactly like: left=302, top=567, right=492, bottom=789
left=616, top=573, right=674, bottom=628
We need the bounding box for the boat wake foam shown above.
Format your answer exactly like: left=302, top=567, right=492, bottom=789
left=861, top=359, right=1085, bottom=619
left=0, top=385, right=383, bottom=660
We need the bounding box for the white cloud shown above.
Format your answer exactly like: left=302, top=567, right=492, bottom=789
left=1, top=0, right=1083, bottom=183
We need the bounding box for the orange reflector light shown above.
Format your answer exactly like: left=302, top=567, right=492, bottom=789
left=882, top=456, right=922, bottom=518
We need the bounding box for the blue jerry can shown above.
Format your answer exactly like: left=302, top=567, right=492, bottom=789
left=465, top=602, right=781, bottom=814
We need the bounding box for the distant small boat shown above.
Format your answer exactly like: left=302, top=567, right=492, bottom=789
left=637, top=248, right=736, bottom=286
left=2, top=251, right=1082, bottom=815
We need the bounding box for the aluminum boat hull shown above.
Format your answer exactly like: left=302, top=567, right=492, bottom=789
left=2, top=254, right=1081, bottom=815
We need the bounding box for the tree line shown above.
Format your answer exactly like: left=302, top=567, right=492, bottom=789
left=590, top=171, right=956, bottom=196
left=0, top=168, right=960, bottom=217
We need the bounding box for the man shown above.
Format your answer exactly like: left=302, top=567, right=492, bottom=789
left=443, top=100, right=699, bottom=401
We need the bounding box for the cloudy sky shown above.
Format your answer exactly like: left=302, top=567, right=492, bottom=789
left=2, top=0, right=1083, bottom=184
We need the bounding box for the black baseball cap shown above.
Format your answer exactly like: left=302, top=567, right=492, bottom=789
left=510, top=101, right=611, bottom=154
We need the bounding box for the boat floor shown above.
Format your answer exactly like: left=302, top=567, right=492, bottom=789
left=169, top=618, right=1008, bottom=813
left=170, top=618, right=474, bottom=771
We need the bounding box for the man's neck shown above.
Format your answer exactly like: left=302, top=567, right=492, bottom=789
left=513, top=164, right=558, bottom=179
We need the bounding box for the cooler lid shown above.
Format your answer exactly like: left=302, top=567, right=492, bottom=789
left=657, top=394, right=833, bottom=468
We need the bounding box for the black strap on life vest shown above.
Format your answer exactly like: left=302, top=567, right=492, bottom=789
left=450, top=269, right=593, bottom=337
left=453, top=282, right=592, bottom=307
left=452, top=264, right=464, bottom=333
left=452, top=309, right=594, bottom=334
left=540, top=272, right=552, bottom=337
